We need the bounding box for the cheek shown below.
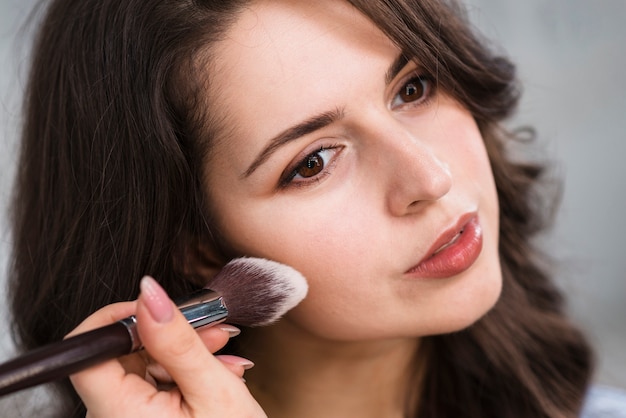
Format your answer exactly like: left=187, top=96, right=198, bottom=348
left=209, top=190, right=395, bottom=338
left=215, top=189, right=382, bottom=278
left=445, top=114, right=493, bottom=180
left=443, top=111, right=499, bottom=223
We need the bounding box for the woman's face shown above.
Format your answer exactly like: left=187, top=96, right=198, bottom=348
left=202, top=0, right=502, bottom=341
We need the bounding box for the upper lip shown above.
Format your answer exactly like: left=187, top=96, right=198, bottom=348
left=408, top=212, right=477, bottom=270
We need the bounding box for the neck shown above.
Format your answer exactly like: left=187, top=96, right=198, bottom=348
left=239, top=320, right=421, bottom=418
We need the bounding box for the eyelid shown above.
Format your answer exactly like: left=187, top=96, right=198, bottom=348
left=392, top=59, right=420, bottom=82
left=278, top=143, right=343, bottom=189
left=389, top=67, right=435, bottom=111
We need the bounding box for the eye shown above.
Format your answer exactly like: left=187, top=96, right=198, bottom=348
left=280, top=146, right=341, bottom=188
left=296, top=152, right=325, bottom=178
left=390, top=74, right=433, bottom=110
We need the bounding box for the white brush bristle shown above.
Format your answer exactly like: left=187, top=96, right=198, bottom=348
left=205, top=257, right=308, bottom=327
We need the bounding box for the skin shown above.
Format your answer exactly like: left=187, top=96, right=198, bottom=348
left=205, top=0, right=502, bottom=343
left=70, top=0, right=503, bottom=416
left=200, top=0, right=503, bottom=416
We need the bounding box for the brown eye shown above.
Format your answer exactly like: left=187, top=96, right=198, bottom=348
left=279, top=146, right=342, bottom=188
left=296, top=152, right=324, bottom=178
left=399, top=77, right=426, bottom=103
left=391, top=74, right=433, bottom=110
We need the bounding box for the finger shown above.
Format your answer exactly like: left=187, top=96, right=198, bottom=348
left=197, top=323, right=240, bottom=352
left=68, top=301, right=148, bottom=379
left=215, top=355, right=255, bottom=379
left=142, top=324, right=242, bottom=386
left=65, top=301, right=137, bottom=338
left=135, top=276, right=249, bottom=406
left=143, top=355, right=253, bottom=392
left=68, top=302, right=157, bottom=411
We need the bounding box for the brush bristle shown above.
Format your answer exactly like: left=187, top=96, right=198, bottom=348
left=204, top=257, right=308, bottom=327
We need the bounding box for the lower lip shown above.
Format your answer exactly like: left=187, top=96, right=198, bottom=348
left=406, top=216, right=483, bottom=279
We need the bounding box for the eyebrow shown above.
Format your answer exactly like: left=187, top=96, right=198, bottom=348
left=385, top=53, right=410, bottom=86
left=243, top=53, right=409, bottom=178
left=243, top=108, right=345, bottom=178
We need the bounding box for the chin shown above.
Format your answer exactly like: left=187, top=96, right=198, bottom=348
left=434, top=268, right=503, bottom=335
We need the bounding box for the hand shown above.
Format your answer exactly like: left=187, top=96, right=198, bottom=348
left=68, top=276, right=267, bottom=417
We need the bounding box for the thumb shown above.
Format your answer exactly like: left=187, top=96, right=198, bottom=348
left=135, top=276, right=249, bottom=407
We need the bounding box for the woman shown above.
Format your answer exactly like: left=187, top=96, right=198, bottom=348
left=9, top=0, right=617, bottom=416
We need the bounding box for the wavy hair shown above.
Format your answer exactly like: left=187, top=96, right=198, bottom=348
left=9, top=0, right=592, bottom=416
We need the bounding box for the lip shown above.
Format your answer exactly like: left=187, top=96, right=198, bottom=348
left=405, top=213, right=483, bottom=279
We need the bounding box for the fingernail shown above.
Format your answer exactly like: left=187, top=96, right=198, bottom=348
left=219, top=355, right=255, bottom=370
left=140, top=276, right=174, bottom=323
left=218, top=324, right=241, bottom=338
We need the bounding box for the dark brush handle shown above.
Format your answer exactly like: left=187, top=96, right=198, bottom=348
left=0, top=290, right=227, bottom=397
left=0, top=320, right=134, bottom=396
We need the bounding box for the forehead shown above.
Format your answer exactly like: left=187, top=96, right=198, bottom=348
left=219, top=0, right=394, bottom=61
left=208, top=0, right=399, bottom=121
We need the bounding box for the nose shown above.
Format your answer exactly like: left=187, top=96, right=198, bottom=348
left=369, top=118, right=452, bottom=216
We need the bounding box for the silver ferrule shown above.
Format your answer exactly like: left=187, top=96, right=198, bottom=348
left=117, top=289, right=228, bottom=353
left=118, top=316, right=142, bottom=351
left=176, top=289, right=229, bottom=329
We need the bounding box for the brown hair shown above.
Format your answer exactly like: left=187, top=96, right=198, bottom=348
left=9, top=0, right=592, bottom=416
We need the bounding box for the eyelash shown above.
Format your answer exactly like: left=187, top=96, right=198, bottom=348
left=390, top=71, right=435, bottom=110
left=279, top=144, right=342, bottom=189
left=276, top=69, right=434, bottom=189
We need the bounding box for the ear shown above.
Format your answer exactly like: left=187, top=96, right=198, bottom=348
left=176, top=234, right=229, bottom=286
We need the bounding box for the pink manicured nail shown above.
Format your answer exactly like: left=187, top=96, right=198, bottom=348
left=217, top=355, right=255, bottom=370
left=218, top=324, right=242, bottom=338
left=140, top=276, right=174, bottom=323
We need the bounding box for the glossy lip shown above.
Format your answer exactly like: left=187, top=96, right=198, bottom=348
left=405, top=213, right=483, bottom=279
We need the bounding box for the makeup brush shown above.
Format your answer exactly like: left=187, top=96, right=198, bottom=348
left=0, top=257, right=307, bottom=397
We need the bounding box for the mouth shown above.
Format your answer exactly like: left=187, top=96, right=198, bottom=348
left=405, top=214, right=483, bottom=279
left=431, top=230, right=463, bottom=256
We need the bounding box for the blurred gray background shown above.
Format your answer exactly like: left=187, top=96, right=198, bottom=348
left=0, top=0, right=624, bottom=413
left=464, top=0, right=626, bottom=390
